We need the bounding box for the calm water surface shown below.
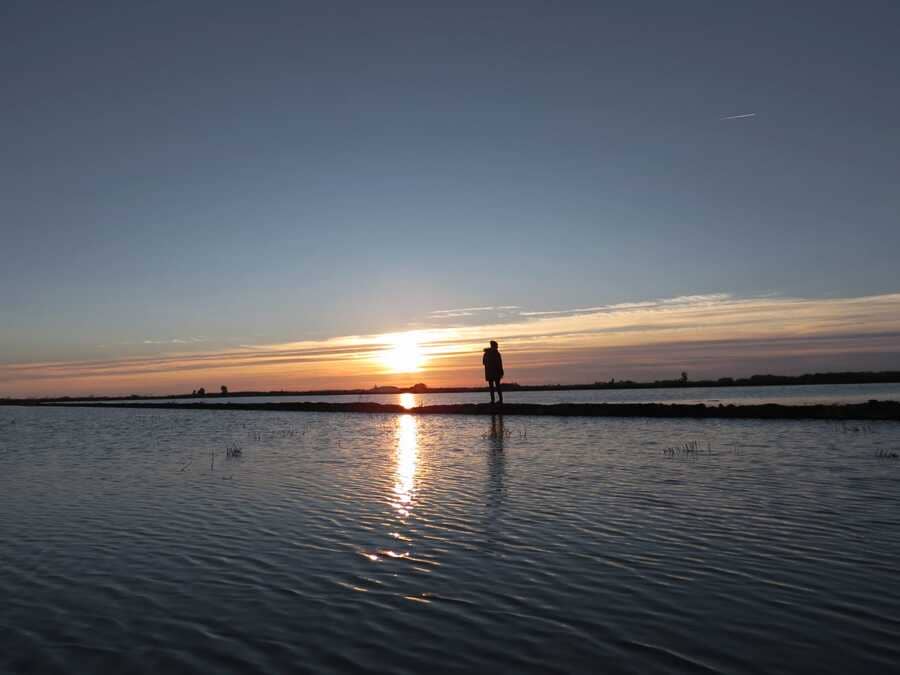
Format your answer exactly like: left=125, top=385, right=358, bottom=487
left=2, top=406, right=900, bottom=674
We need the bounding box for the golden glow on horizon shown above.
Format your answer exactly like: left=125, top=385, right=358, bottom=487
left=379, top=333, right=427, bottom=374
left=399, top=392, right=416, bottom=409
left=5, top=292, right=900, bottom=396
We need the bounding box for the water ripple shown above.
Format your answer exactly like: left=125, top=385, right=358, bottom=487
left=2, top=407, right=900, bottom=673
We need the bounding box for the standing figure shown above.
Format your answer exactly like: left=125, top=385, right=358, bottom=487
left=482, top=340, right=504, bottom=405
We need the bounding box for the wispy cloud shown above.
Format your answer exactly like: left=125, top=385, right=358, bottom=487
left=720, top=112, right=757, bottom=120
left=141, top=337, right=208, bottom=345
left=518, top=294, right=731, bottom=317
left=429, top=305, right=519, bottom=316
left=429, top=311, right=474, bottom=318
left=429, top=305, right=521, bottom=320
left=430, top=306, right=494, bottom=315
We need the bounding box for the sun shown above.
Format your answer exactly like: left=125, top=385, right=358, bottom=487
left=379, top=334, right=426, bottom=373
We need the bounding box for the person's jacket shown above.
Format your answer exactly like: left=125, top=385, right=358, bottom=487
left=483, top=348, right=504, bottom=381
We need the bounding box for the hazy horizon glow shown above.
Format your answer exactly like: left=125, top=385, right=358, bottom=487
left=3, top=292, right=899, bottom=397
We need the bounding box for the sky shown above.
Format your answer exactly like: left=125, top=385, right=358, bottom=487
left=2, top=1, right=899, bottom=396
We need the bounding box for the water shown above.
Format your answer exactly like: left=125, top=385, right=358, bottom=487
left=94, top=382, right=900, bottom=408
left=2, top=405, right=900, bottom=673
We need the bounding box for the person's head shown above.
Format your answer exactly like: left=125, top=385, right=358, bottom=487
left=490, top=340, right=498, bottom=349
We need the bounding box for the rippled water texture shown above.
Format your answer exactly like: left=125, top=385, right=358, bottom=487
left=2, top=406, right=900, bottom=673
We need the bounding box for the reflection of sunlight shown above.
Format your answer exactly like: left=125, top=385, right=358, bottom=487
left=394, top=414, right=418, bottom=517
left=379, top=332, right=426, bottom=373
left=399, top=392, right=417, bottom=409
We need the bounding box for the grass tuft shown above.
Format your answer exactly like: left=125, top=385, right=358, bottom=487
left=662, top=440, right=713, bottom=457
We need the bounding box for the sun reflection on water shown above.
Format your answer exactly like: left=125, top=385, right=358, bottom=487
left=399, top=392, right=417, bottom=409
left=393, top=414, right=418, bottom=518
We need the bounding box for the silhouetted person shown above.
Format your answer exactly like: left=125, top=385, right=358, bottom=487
left=483, top=340, right=504, bottom=404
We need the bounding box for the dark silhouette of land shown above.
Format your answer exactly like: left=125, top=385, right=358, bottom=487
left=29, top=399, right=900, bottom=421
left=3, top=370, right=900, bottom=406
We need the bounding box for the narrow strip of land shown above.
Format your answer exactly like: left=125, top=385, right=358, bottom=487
left=39, top=400, right=900, bottom=420
left=5, top=370, right=900, bottom=405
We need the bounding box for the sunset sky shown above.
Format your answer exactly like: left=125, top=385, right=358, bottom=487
left=2, top=2, right=899, bottom=397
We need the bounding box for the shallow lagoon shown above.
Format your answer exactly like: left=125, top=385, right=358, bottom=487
left=2, top=406, right=900, bottom=674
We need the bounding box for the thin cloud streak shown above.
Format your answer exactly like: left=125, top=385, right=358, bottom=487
left=429, top=305, right=520, bottom=317
left=430, top=306, right=497, bottom=315
left=721, top=112, right=757, bottom=120
left=142, top=337, right=208, bottom=345
left=518, top=294, right=731, bottom=317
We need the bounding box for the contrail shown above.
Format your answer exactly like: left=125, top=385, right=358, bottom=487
left=720, top=112, right=757, bottom=120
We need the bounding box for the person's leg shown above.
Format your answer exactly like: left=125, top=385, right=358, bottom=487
left=488, top=380, right=495, bottom=404
left=497, top=379, right=503, bottom=404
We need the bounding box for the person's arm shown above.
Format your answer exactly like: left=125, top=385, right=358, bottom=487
left=498, top=353, right=504, bottom=378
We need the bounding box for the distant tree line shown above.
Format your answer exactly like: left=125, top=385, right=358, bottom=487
left=190, top=386, right=228, bottom=396
left=589, top=371, right=900, bottom=390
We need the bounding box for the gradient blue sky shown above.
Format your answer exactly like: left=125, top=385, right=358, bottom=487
left=2, top=1, right=899, bottom=394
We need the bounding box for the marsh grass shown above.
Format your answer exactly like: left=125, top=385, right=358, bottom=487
left=833, top=421, right=874, bottom=434
left=663, top=440, right=713, bottom=457
left=482, top=421, right=528, bottom=441
left=483, top=426, right=512, bottom=440
left=250, top=424, right=309, bottom=442
left=225, top=443, right=243, bottom=458
left=875, top=448, right=899, bottom=459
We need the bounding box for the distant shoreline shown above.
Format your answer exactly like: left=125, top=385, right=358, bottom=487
left=2, top=370, right=900, bottom=405
left=22, top=400, right=900, bottom=421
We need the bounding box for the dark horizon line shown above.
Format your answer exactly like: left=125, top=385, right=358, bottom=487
left=3, top=370, right=900, bottom=405
left=25, top=399, right=900, bottom=422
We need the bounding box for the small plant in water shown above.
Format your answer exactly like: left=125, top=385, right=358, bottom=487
left=483, top=426, right=512, bottom=440
left=662, top=440, right=710, bottom=457
left=875, top=448, right=899, bottom=459
left=225, top=443, right=243, bottom=458
left=835, top=421, right=874, bottom=434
